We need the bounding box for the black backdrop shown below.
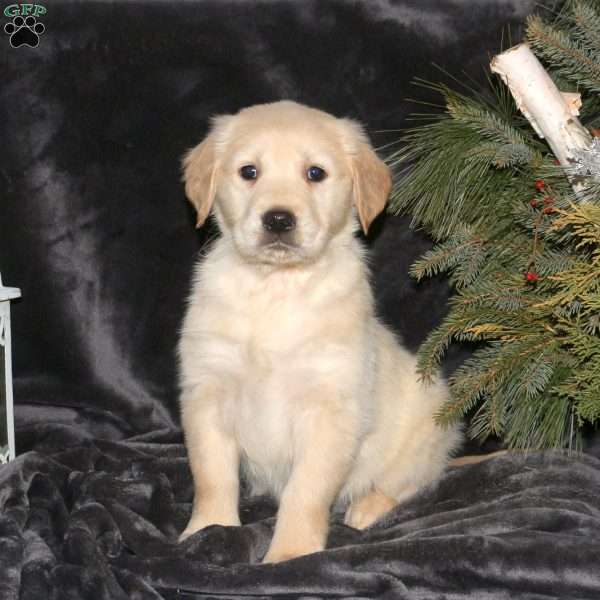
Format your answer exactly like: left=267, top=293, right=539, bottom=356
left=1, top=0, right=538, bottom=443
left=5, top=3, right=600, bottom=600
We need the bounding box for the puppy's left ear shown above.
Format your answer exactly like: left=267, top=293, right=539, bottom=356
left=343, top=121, right=392, bottom=235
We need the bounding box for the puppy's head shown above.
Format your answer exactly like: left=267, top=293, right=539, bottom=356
left=182, top=101, right=391, bottom=265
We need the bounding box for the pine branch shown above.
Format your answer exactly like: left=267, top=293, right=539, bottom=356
left=387, top=87, right=539, bottom=240
left=409, top=224, right=488, bottom=287
left=445, top=89, right=538, bottom=151
left=527, top=13, right=600, bottom=93
left=565, top=0, right=600, bottom=56
left=505, top=387, right=576, bottom=449
left=387, top=0, right=600, bottom=450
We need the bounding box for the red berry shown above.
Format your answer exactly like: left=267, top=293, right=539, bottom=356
left=535, top=179, right=545, bottom=190
left=525, top=271, right=539, bottom=282
left=542, top=206, right=554, bottom=214
left=543, top=196, right=554, bottom=205
left=530, top=199, right=538, bottom=208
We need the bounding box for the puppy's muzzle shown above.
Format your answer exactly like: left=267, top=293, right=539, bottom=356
left=262, top=209, right=296, bottom=234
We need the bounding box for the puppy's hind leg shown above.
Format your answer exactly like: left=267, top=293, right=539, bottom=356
left=344, top=487, right=406, bottom=530
left=344, top=422, right=461, bottom=530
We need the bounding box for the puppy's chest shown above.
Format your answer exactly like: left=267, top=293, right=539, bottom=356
left=226, top=363, right=295, bottom=476
left=218, top=286, right=353, bottom=472
left=226, top=294, right=326, bottom=408
left=221, top=305, right=314, bottom=483
left=222, top=276, right=329, bottom=362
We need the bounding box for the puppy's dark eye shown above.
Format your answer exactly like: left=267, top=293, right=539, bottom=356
left=307, top=166, right=326, bottom=182
left=240, top=165, right=258, bottom=180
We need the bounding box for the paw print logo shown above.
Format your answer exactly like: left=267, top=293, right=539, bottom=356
left=4, top=15, right=45, bottom=48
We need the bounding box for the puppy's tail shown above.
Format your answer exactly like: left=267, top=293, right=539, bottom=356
left=450, top=450, right=509, bottom=466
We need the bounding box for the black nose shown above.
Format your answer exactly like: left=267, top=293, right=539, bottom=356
left=262, top=209, right=296, bottom=233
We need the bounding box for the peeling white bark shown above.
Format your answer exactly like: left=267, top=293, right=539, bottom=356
left=491, top=43, right=591, bottom=191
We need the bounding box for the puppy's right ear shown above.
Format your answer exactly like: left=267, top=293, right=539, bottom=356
left=182, top=116, right=231, bottom=228
left=182, top=140, right=214, bottom=228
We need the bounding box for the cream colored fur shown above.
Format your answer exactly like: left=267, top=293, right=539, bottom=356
left=177, top=101, right=462, bottom=563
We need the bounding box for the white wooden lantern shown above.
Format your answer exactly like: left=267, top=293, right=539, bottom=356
left=0, top=273, right=21, bottom=464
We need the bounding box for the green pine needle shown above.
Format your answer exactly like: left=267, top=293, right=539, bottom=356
left=388, top=0, right=600, bottom=450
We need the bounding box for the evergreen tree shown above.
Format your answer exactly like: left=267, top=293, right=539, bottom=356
left=388, top=0, right=600, bottom=450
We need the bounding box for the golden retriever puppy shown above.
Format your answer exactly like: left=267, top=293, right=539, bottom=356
left=178, top=100, right=461, bottom=563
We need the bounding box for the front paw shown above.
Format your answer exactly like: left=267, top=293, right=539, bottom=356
left=262, top=522, right=326, bottom=563
left=262, top=539, right=324, bottom=564
left=178, top=509, right=241, bottom=542
left=262, top=548, right=297, bottom=564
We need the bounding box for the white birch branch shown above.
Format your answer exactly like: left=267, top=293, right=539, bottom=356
left=490, top=43, right=592, bottom=192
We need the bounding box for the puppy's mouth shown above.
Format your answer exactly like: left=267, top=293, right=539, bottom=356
left=265, top=241, right=293, bottom=250
left=260, top=231, right=298, bottom=250
left=257, top=233, right=305, bottom=263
